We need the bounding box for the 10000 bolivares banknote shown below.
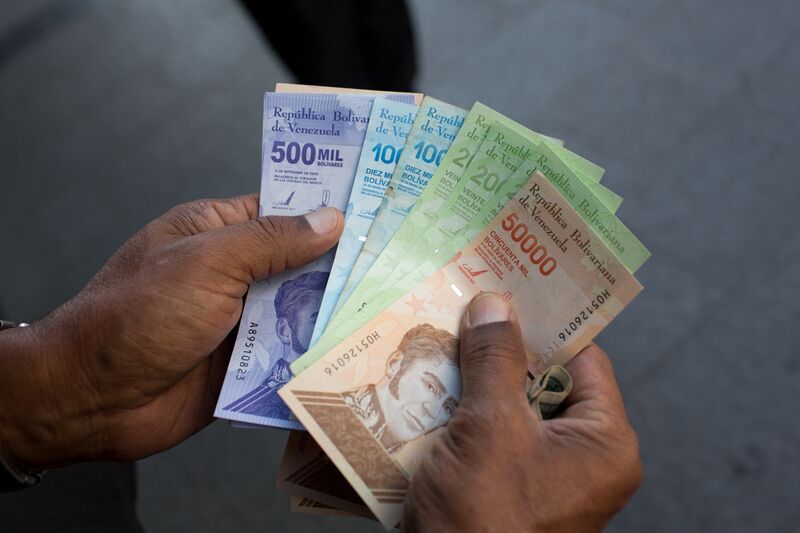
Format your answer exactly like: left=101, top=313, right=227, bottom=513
left=214, top=91, right=416, bottom=430
left=310, top=98, right=420, bottom=350
left=325, top=97, right=467, bottom=337
left=279, top=170, right=645, bottom=527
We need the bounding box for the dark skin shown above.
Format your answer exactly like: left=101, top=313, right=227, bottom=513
left=0, top=194, right=344, bottom=468
left=404, top=293, right=643, bottom=532
left=0, top=195, right=641, bottom=531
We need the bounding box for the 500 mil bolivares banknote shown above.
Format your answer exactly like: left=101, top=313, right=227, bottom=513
left=280, top=170, right=646, bottom=527
left=214, top=91, right=415, bottom=430
left=310, top=98, right=420, bottom=347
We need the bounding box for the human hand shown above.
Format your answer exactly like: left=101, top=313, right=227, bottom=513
left=0, top=195, right=342, bottom=470
left=403, top=293, right=642, bottom=532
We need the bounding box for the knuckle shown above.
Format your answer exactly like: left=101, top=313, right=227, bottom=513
left=608, top=459, right=643, bottom=512
left=600, top=425, right=643, bottom=506
left=583, top=342, right=609, bottom=359
left=406, top=441, right=462, bottom=521
left=460, top=396, right=520, bottom=428
left=163, top=199, right=216, bottom=234
left=442, top=415, right=488, bottom=465
left=446, top=400, right=529, bottom=459
left=619, top=428, right=643, bottom=490
left=252, top=216, right=294, bottom=247
left=444, top=412, right=483, bottom=446
left=462, top=324, right=524, bottom=368
left=239, top=217, right=297, bottom=278
left=625, top=453, right=644, bottom=495
left=581, top=343, right=615, bottom=374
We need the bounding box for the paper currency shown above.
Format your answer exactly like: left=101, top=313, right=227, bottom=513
left=406, top=121, right=629, bottom=289
left=279, top=366, right=570, bottom=517
left=327, top=97, right=468, bottom=332
left=215, top=91, right=416, bottom=429
left=290, top=497, right=362, bottom=517
left=289, top=106, right=543, bottom=375
left=528, top=365, right=572, bottom=420
left=361, top=102, right=599, bottom=299
left=310, top=98, right=420, bottom=348
left=280, top=169, right=644, bottom=527
left=362, top=107, right=621, bottom=303
left=290, top=117, right=622, bottom=376
left=278, top=430, right=374, bottom=518
left=275, top=83, right=423, bottom=105
left=329, top=104, right=575, bottom=328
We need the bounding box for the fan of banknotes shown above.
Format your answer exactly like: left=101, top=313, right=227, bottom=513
left=213, top=83, right=650, bottom=527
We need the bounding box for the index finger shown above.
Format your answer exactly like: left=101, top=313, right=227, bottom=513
left=559, top=344, right=630, bottom=422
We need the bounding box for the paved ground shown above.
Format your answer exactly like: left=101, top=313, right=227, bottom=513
left=1, top=0, right=798, bottom=531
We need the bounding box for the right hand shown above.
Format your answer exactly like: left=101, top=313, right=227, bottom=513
left=404, top=292, right=643, bottom=532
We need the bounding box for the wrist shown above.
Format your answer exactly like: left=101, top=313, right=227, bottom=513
left=0, top=317, right=107, bottom=470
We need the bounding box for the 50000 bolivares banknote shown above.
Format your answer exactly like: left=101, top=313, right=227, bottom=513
left=280, top=170, right=645, bottom=527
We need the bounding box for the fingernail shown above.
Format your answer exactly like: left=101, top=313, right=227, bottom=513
left=305, top=207, right=339, bottom=234
left=468, top=292, right=510, bottom=327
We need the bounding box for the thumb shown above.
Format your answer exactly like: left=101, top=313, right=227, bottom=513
left=458, top=293, right=529, bottom=405
left=197, top=206, right=343, bottom=285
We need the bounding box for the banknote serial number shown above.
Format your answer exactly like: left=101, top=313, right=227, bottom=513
left=558, top=290, right=612, bottom=341
left=324, top=331, right=381, bottom=376
left=235, top=322, right=259, bottom=381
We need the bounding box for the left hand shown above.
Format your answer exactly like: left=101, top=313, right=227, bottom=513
left=0, top=194, right=343, bottom=470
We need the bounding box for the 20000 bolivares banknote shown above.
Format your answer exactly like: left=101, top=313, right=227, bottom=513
left=279, top=170, right=645, bottom=528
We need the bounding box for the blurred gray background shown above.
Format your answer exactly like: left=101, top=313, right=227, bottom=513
left=1, top=0, right=798, bottom=531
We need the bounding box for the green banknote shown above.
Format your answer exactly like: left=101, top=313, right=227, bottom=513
left=375, top=122, right=626, bottom=296
left=340, top=113, right=614, bottom=314
left=331, top=121, right=618, bottom=328
left=327, top=102, right=553, bottom=324
left=364, top=122, right=622, bottom=306
left=291, top=120, right=531, bottom=375
left=401, top=127, right=640, bottom=292
left=291, top=118, right=622, bottom=375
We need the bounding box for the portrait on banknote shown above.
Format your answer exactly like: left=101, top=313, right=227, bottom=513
left=281, top=167, right=646, bottom=526
left=340, top=323, right=460, bottom=453
left=222, top=271, right=327, bottom=419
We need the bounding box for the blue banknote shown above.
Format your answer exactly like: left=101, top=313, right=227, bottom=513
left=308, top=98, right=419, bottom=346
left=331, top=97, right=467, bottom=320
left=214, top=91, right=415, bottom=430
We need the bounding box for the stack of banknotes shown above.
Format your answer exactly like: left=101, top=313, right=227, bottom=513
left=214, top=83, right=650, bottom=527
